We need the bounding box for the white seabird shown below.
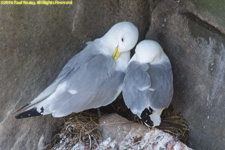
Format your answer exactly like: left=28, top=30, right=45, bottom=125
left=122, top=40, right=173, bottom=127
left=15, top=21, right=139, bottom=118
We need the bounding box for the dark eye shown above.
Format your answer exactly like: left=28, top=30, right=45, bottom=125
left=121, top=38, right=124, bottom=42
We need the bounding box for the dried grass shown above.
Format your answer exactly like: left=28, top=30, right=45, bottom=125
left=103, top=96, right=190, bottom=144
left=45, top=96, right=189, bottom=149
left=158, top=106, right=189, bottom=144
left=62, top=112, right=101, bottom=144
left=45, top=111, right=101, bottom=150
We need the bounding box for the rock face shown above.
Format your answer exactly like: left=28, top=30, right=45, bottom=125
left=146, top=0, right=225, bottom=150
left=0, top=1, right=150, bottom=150
left=98, top=114, right=191, bottom=150
left=1, top=0, right=225, bottom=149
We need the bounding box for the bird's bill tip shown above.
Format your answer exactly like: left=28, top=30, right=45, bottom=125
left=112, top=46, right=120, bottom=61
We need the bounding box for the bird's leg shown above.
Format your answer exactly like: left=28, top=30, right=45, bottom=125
left=97, top=108, right=101, bottom=117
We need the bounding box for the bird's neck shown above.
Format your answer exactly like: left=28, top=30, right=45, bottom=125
left=115, top=51, right=130, bottom=72
left=91, top=38, right=130, bottom=72
left=151, top=53, right=169, bottom=65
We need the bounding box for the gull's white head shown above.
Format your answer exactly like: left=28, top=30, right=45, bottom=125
left=102, top=21, right=139, bottom=54
left=134, top=40, right=167, bottom=64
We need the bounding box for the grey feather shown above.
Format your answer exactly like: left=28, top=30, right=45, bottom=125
left=28, top=42, right=98, bottom=106
left=122, top=61, right=173, bottom=116
left=33, top=48, right=124, bottom=117
left=55, top=42, right=97, bottom=82
left=147, top=62, right=173, bottom=109
left=15, top=21, right=139, bottom=119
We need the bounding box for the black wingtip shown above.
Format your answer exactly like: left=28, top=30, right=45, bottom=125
left=15, top=108, right=43, bottom=119
left=141, top=108, right=154, bottom=127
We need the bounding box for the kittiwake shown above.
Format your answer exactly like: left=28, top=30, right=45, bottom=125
left=122, top=40, right=173, bottom=127
left=15, top=21, right=139, bottom=119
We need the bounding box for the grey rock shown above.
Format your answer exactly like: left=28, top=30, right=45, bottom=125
left=0, top=1, right=150, bottom=149
left=99, top=113, right=148, bottom=145
left=146, top=0, right=225, bottom=150
left=2, top=0, right=225, bottom=149
left=98, top=114, right=191, bottom=150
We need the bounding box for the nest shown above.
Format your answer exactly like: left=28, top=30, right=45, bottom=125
left=157, top=106, right=189, bottom=144
left=45, top=95, right=189, bottom=149
left=102, top=95, right=190, bottom=144
left=45, top=112, right=101, bottom=150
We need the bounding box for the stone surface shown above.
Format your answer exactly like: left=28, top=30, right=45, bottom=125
left=146, top=0, right=225, bottom=150
left=188, top=0, right=225, bottom=34
left=98, top=114, right=191, bottom=150
left=0, top=1, right=150, bottom=149
left=1, top=0, right=225, bottom=149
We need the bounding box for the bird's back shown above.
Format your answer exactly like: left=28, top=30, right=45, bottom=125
left=122, top=60, right=173, bottom=116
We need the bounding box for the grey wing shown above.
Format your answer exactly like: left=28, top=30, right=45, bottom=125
left=55, top=43, right=96, bottom=82
left=29, top=44, right=96, bottom=106
left=91, top=70, right=125, bottom=107
left=122, top=61, right=173, bottom=116
left=147, top=62, right=173, bottom=109
left=37, top=54, right=122, bottom=117
left=122, top=62, right=151, bottom=115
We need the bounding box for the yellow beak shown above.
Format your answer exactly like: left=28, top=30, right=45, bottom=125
left=112, top=46, right=121, bottom=61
